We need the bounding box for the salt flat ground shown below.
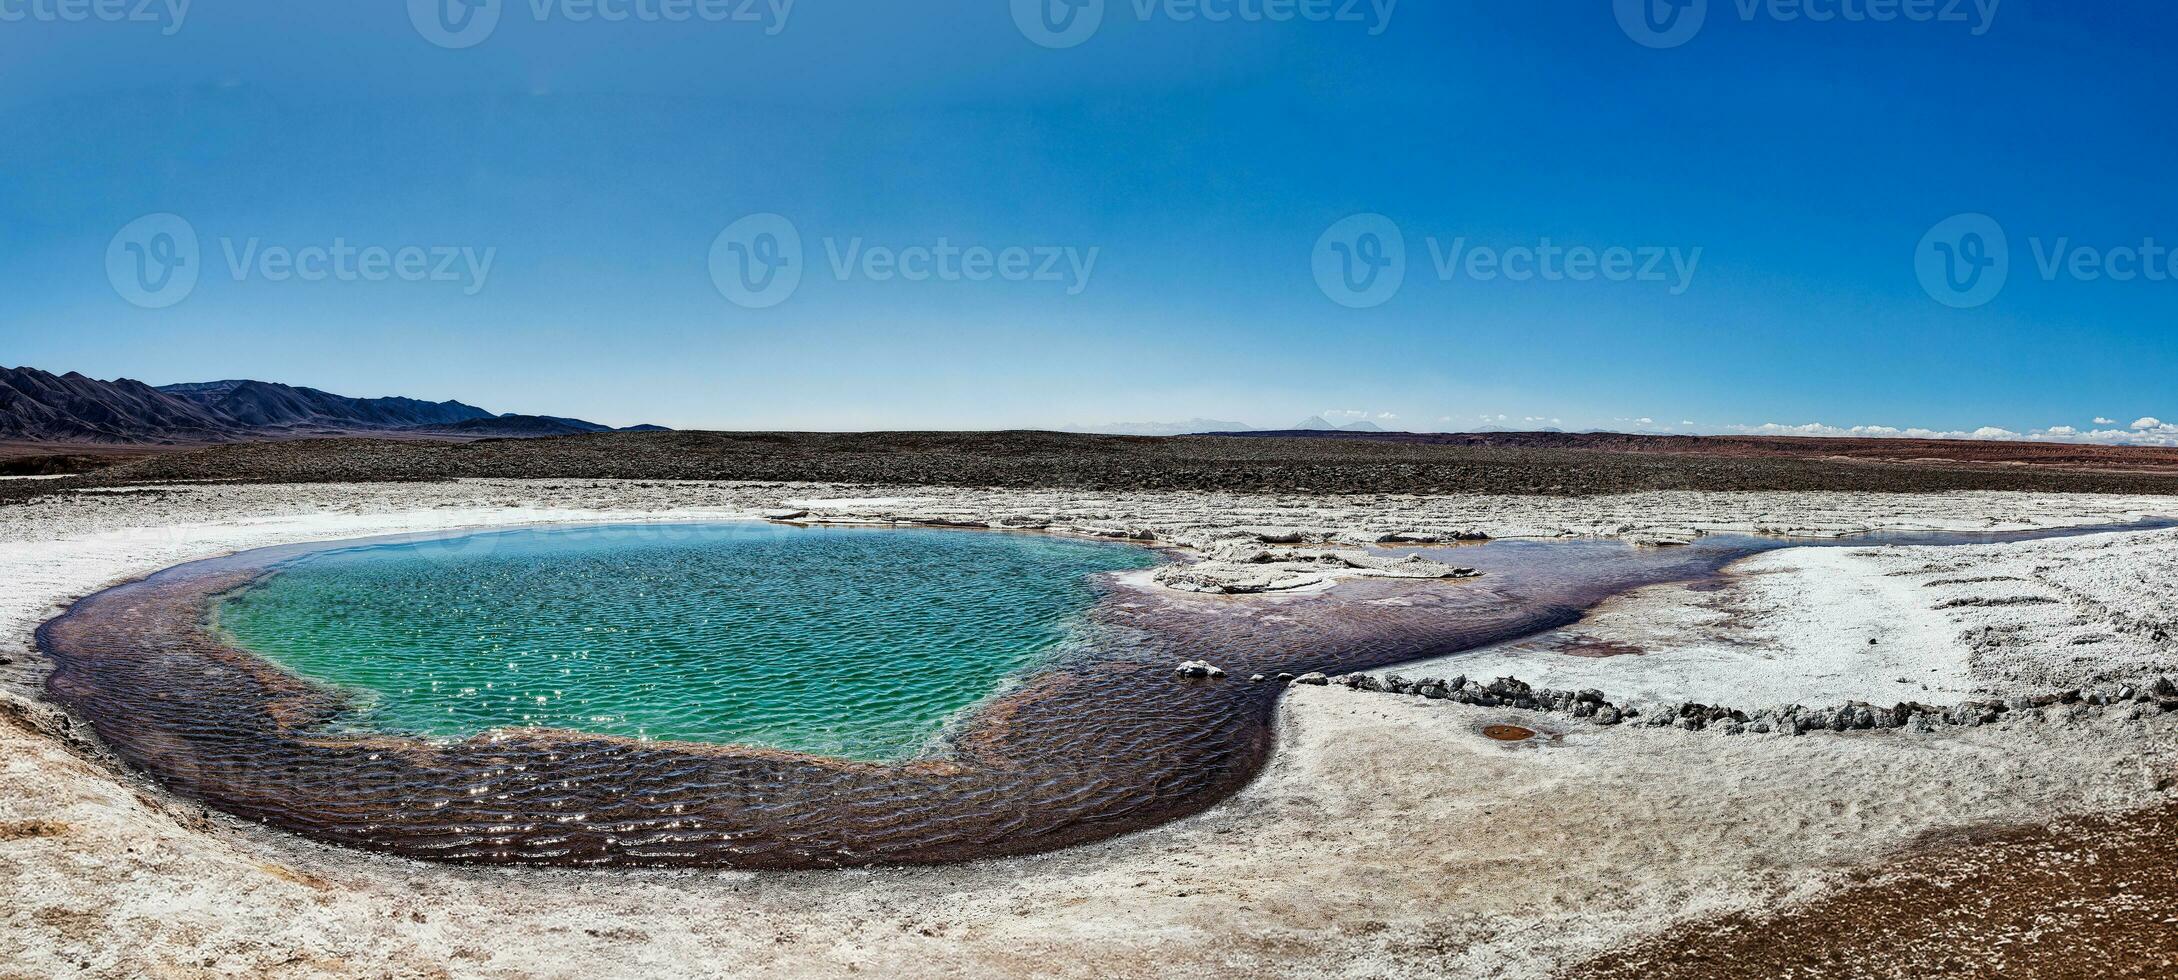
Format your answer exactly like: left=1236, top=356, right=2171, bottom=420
left=3, top=480, right=2176, bottom=978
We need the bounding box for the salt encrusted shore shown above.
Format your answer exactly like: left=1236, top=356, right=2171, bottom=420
left=4, top=479, right=2178, bottom=978
left=1363, top=527, right=2178, bottom=727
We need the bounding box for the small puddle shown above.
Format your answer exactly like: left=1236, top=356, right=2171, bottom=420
left=1482, top=725, right=1539, bottom=742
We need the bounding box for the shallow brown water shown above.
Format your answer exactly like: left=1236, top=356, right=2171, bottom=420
left=36, top=521, right=2175, bottom=870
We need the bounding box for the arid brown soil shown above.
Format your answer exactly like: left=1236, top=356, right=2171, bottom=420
left=0, top=442, right=166, bottom=472
left=24, top=431, right=2178, bottom=500
left=1579, top=798, right=2178, bottom=979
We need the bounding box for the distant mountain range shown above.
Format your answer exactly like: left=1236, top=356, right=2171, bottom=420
left=1074, top=417, right=1406, bottom=436
left=1066, top=419, right=1256, bottom=437
left=0, top=366, right=666, bottom=445
left=1289, top=416, right=1391, bottom=433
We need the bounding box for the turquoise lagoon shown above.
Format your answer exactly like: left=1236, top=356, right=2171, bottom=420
left=215, top=523, right=1160, bottom=761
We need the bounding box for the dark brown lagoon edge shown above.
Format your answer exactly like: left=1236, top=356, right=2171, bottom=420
left=35, top=521, right=2177, bottom=870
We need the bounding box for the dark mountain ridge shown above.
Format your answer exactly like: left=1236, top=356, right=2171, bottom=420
left=1, top=368, right=242, bottom=444
left=1, top=366, right=665, bottom=445
left=157, top=379, right=494, bottom=431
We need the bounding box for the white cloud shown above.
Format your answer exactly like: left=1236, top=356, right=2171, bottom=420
left=2134, top=417, right=2164, bottom=430
left=1721, top=418, right=2178, bottom=447
left=2095, top=417, right=2119, bottom=425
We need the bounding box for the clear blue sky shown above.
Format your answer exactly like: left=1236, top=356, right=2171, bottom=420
left=4, top=1, right=2176, bottom=439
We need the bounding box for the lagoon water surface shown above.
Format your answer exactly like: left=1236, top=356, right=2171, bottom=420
left=215, top=524, right=1159, bottom=760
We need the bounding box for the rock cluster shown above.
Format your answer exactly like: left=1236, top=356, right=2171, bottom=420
left=1375, top=531, right=1492, bottom=545
left=1300, top=673, right=2178, bottom=736
left=1321, top=674, right=1627, bottom=725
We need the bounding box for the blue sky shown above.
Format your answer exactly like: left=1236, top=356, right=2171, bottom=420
left=3, top=1, right=2177, bottom=439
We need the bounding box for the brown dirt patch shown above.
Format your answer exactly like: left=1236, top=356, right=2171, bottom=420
left=0, top=820, right=68, bottom=841
left=1578, top=799, right=2178, bottom=978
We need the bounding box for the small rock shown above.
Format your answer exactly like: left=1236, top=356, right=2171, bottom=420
left=1249, top=674, right=1268, bottom=684
left=1293, top=672, right=1329, bottom=686
left=1174, top=661, right=1226, bottom=679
